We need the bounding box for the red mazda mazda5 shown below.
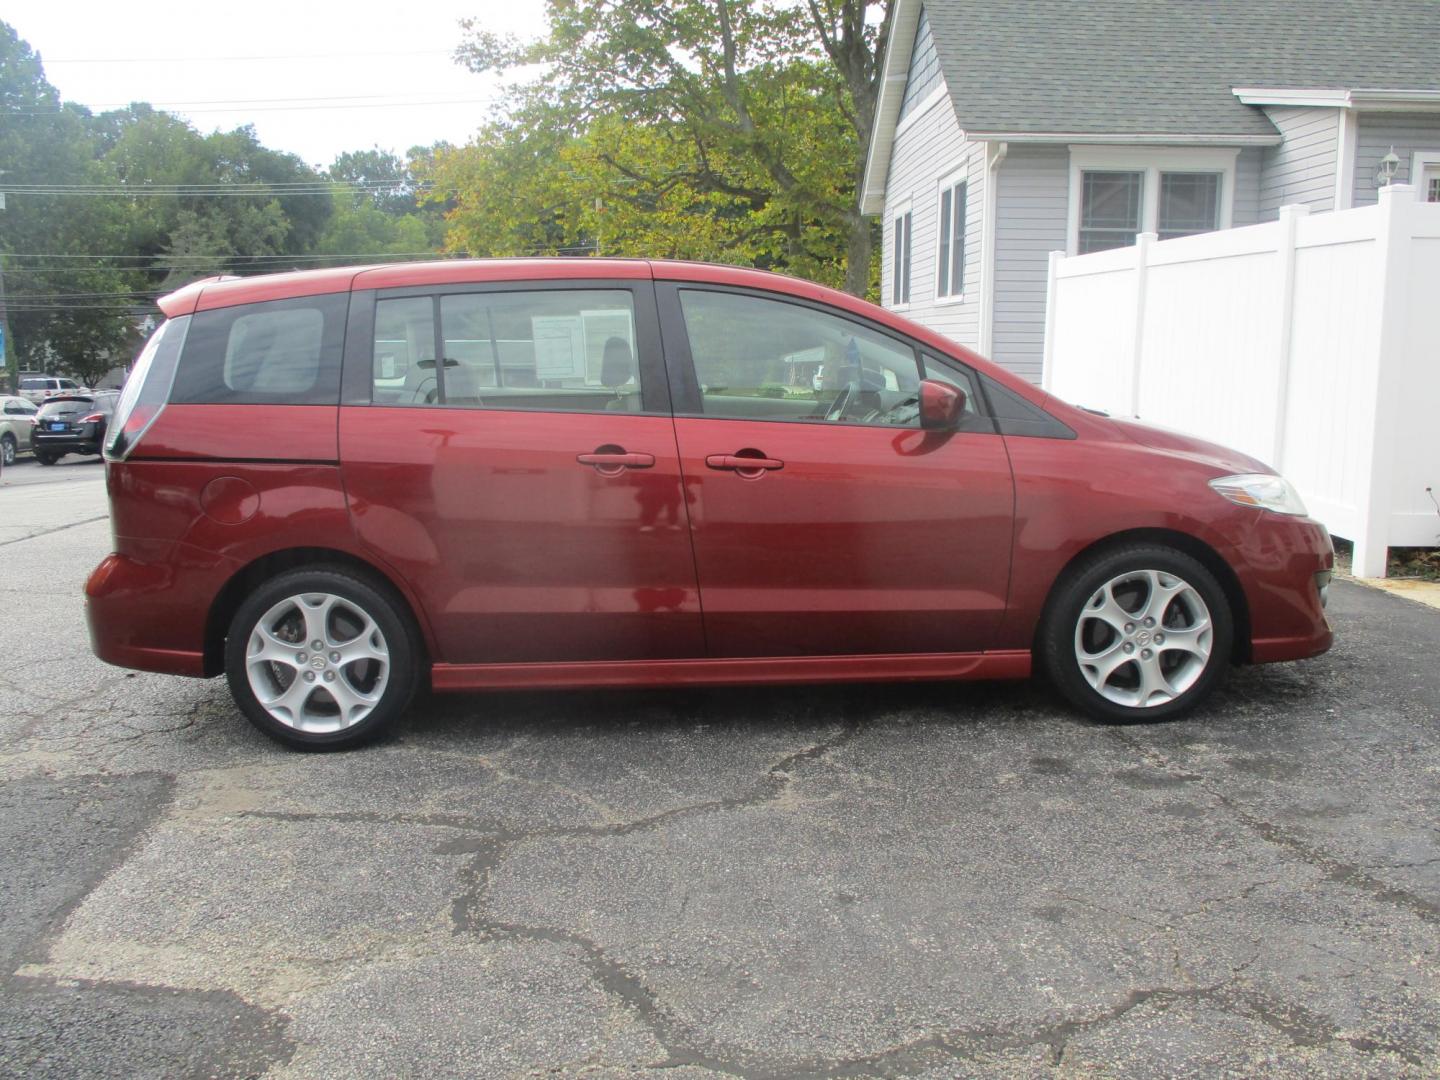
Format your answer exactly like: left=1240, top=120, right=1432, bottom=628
left=87, top=259, right=1332, bottom=749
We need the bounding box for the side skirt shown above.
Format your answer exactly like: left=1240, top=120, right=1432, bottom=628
left=431, top=650, right=1032, bottom=692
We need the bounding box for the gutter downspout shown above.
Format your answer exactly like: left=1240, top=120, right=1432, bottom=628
left=979, top=140, right=1008, bottom=358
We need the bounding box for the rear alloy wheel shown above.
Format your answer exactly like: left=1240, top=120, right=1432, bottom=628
left=1042, top=545, right=1233, bottom=723
left=224, top=567, right=419, bottom=750
left=1, top=435, right=15, bottom=467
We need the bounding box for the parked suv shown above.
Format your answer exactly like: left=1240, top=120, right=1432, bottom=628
left=33, top=392, right=118, bottom=464
left=18, top=374, right=81, bottom=405
left=0, top=395, right=38, bottom=466
left=86, top=260, right=1333, bottom=749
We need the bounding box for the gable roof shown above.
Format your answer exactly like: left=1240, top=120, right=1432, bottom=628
left=862, top=0, right=1440, bottom=212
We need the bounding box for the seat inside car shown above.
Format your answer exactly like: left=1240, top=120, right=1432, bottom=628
left=601, top=335, right=635, bottom=410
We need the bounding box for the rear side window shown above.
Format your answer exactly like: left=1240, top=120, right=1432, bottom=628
left=170, top=294, right=347, bottom=405
left=370, top=289, right=643, bottom=414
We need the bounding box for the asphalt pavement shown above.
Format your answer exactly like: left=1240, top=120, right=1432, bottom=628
left=0, top=454, right=1437, bottom=1078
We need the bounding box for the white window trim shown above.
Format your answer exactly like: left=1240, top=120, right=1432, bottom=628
left=933, top=164, right=969, bottom=305
left=893, top=84, right=948, bottom=142
left=1412, top=151, right=1440, bottom=201
left=890, top=198, right=913, bottom=310
left=1065, top=146, right=1239, bottom=256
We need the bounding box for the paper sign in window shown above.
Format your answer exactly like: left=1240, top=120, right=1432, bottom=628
left=531, top=316, right=586, bottom=380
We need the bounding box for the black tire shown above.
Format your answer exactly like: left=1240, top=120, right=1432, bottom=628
left=223, top=566, right=421, bottom=750
left=34, top=451, right=57, bottom=466
left=1040, top=544, right=1233, bottom=724
left=1, top=435, right=15, bottom=467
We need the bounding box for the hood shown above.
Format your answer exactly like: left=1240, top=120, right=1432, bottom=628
left=1108, top=417, right=1272, bottom=475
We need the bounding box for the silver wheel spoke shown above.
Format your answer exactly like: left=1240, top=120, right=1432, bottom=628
left=1084, top=582, right=1133, bottom=634
left=244, top=591, right=391, bottom=733
left=298, top=594, right=339, bottom=648
left=1135, top=654, right=1177, bottom=704
left=1158, top=621, right=1212, bottom=660
left=326, top=675, right=381, bottom=723
left=248, top=626, right=301, bottom=667
left=1078, top=640, right=1131, bottom=687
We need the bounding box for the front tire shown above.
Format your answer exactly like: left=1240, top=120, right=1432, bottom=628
left=224, top=567, right=420, bottom=750
left=34, top=451, right=57, bottom=466
left=1, top=435, right=15, bottom=466
left=1041, top=544, right=1233, bottom=723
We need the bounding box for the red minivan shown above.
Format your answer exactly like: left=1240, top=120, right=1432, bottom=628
left=87, top=259, right=1332, bottom=749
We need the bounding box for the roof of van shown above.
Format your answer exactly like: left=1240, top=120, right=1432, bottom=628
left=155, top=258, right=860, bottom=321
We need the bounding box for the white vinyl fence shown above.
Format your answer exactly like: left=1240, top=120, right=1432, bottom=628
left=1043, top=184, right=1440, bottom=578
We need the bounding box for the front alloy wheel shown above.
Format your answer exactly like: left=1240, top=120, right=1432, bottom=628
left=1043, top=545, right=1233, bottom=723
left=225, top=568, right=419, bottom=749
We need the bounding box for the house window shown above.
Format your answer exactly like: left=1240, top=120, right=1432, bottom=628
left=1069, top=149, right=1237, bottom=255
left=892, top=209, right=912, bottom=306
left=1079, top=171, right=1144, bottom=254
left=937, top=178, right=967, bottom=298
left=1158, top=173, right=1222, bottom=240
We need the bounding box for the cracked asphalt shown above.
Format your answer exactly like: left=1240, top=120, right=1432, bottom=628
left=1, top=455, right=1437, bottom=1078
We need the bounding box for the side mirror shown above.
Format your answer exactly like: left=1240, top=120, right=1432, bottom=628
left=919, top=378, right=965, bottom=430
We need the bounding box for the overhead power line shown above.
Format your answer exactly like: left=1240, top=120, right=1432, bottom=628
left=5, top=96, right=496, bottom=116
left=44, top=49, right=455, bottom=64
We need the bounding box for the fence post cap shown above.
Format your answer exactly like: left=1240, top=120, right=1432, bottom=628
left=1378, top=183, right=1416, bottom=205
left=1278, top=203, right=1312, bottom=218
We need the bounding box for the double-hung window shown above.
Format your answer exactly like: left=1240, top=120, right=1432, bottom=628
left=936, top=174, right=967, bottom=299
left=1071, top=150, right=1235, bottom=255
left=891, top=207, right=912, bottom=306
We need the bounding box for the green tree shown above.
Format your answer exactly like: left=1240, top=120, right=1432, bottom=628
left=0, top=23, right=142, bottom=386
left=452, top=0, right=894, bottom=296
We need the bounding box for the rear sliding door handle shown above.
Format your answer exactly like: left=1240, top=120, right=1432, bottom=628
left=704, top=453, right=784, bottom=472
left=577, top=450, right=655, bottom=476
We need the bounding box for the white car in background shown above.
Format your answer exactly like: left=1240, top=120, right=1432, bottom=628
left=18, top=375, right=81, bottom=405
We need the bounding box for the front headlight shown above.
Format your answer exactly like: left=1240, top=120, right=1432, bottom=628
left=1208, top=473, right=1308, bottom=516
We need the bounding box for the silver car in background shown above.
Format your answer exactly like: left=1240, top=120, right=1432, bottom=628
left=0, top=395, right=38, bottom=467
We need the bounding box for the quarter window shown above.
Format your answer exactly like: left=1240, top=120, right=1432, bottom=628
left=891, top=209, right=912, bottom=305
left=170, top=294, right=347, bottom=405
left=371, top=290, right=642, bottom=413
left=677, top=289, right=924, bottom=427
left=937, top=178, right=967, bottom=298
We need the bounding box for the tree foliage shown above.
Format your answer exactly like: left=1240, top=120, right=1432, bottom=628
left=0, top=21, right=443, bottom=387
left=444, top=0, right=893, bottom=296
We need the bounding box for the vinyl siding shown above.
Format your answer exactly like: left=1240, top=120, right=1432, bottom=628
left=991, top=144, right=1069, bottom=383
left=1352, top=112, right=1440, bottom=205
left=1233, top=146, right=1263, bottom=225
left=880, top=84, right=984, bottom=353
left=1259, top=106, right=1341, bottom=217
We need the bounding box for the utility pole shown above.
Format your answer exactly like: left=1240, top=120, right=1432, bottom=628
left=0, top=175, right=12, bottom=395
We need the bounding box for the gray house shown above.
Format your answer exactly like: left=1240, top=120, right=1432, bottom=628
left=861, top=0, right=1440, bottom=382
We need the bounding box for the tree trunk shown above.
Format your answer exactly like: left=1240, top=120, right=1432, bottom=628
left=842, top=208, right=872, bottom=298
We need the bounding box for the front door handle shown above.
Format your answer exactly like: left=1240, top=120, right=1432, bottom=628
left=577, top=449, right=655, bottom=476
left=705, top=453, right=784, bottom=473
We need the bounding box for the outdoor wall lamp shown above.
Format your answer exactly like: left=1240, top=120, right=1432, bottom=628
left=1375, top=146, right=1402, bottom=187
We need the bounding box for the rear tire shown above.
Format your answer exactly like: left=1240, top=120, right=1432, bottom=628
left=1040, top=544, right=1233, bottom=724
left=34, top=451, right=57, bottom=466
left=224, top=566, right=420, bottom=750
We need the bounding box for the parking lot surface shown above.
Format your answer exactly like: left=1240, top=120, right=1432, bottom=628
left=0, top=456, right=1437, bottom=1078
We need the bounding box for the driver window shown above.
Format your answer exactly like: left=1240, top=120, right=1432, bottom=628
left=677, top=289, right=922, bottom=425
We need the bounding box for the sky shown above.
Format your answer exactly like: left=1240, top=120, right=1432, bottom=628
left=7, top=0, right=552, bottom=168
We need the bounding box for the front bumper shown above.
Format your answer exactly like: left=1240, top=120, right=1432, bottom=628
left=1240, top=516, right=1334, bottom=664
